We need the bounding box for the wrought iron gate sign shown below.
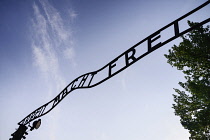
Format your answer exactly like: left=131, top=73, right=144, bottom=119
left=18, top=1, right=210, bottom=126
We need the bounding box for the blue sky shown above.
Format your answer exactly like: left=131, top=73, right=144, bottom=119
left=0, top=0, right=209, bottom=140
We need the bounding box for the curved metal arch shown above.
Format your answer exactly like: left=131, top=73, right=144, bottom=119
left=18, top=0, right=210, bottom=126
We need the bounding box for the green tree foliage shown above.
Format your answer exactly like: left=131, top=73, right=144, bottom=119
left=164, top=21, right=210, bottom=140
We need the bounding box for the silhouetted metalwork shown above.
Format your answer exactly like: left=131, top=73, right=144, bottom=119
left=10, top=0, right=210, bottom=139
left=10, top=125, right=28, bottom=140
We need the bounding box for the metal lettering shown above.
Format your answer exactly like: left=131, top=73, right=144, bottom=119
left=174, top=21, right=180, bottom=37
left=148, top=31, right=161, bottom=52
left=71, top=79, right=78, bottom=90
left=62, top=88, right=68, bottom=98
left=78, top=74, right=89, bottom=87
left=53, top=94, right=61, bottom=107
left=88, top=72, right=97, bottom=86
left=17, top=1, right=210, bottom=126
left=108, top=58, right=118, bottom=77
left=125, top=48, right=137, bottom=66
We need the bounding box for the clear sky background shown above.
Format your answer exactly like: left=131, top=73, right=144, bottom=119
left=0, top=0, right=209, bottom=140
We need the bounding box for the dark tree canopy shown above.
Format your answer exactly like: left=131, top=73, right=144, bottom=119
left=164, top=21, right=210, bottom=140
